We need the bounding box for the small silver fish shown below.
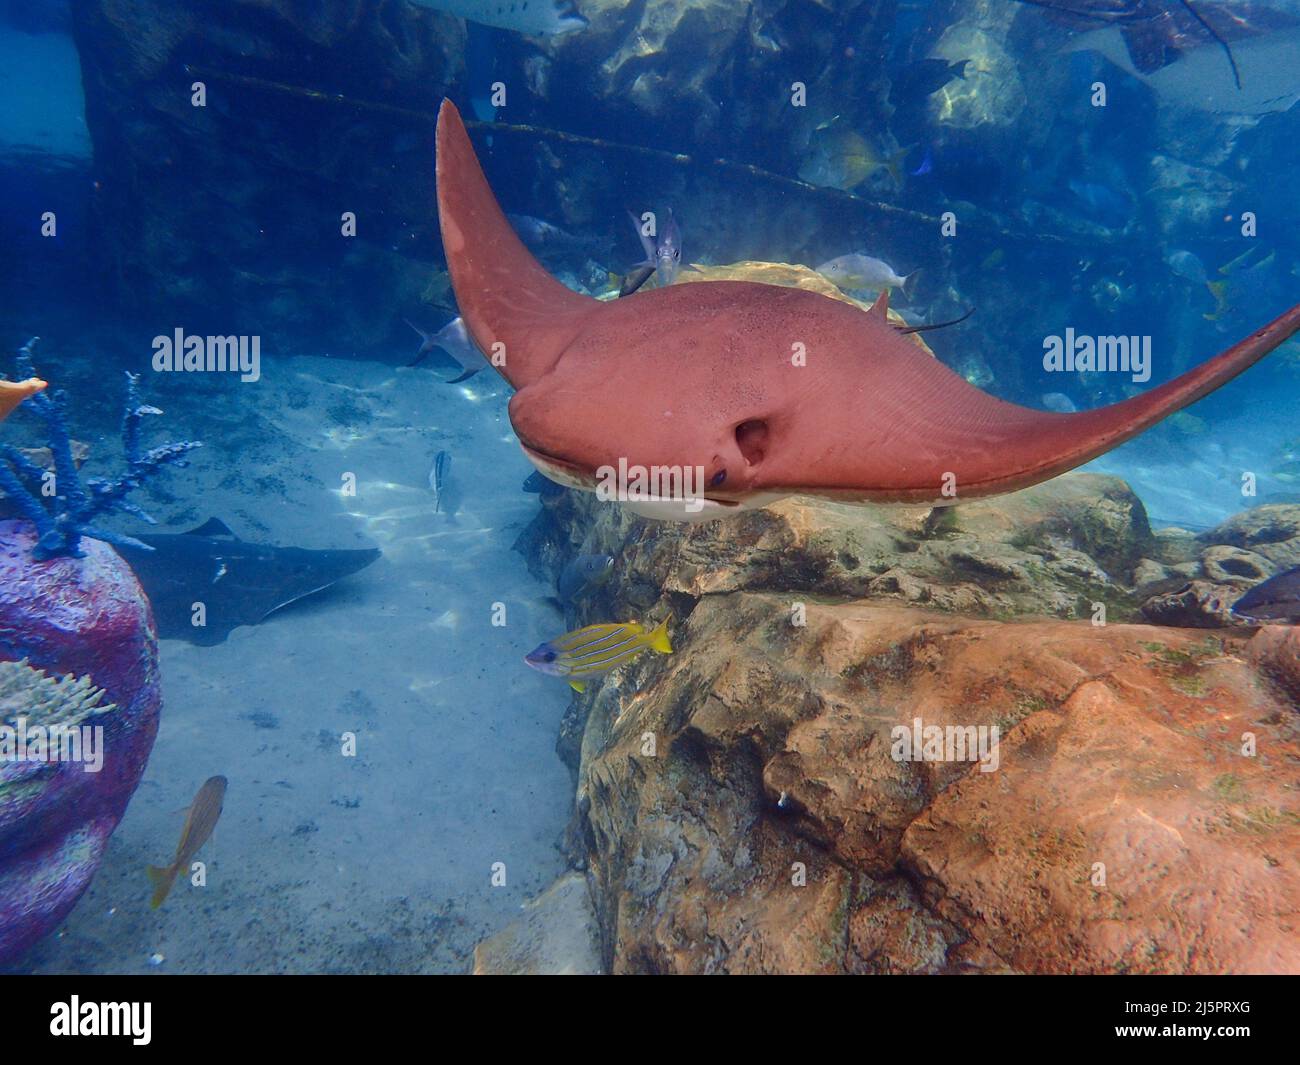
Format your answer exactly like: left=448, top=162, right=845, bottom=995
left=405, top=318, right=488, bottom=383
left=816, top=253, right=917, bottom=296
left=1165, top=248, right=1208, bottom=285
left=1041, top=392, right=1078, bottom=414
left=430, top=451, right=451, bottom=513
left=629, top=208, right=684, bottom=289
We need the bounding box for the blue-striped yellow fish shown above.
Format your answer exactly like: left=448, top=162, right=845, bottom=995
left=524, top=617, right=672, bottom=692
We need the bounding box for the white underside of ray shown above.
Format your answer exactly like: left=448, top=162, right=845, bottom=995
left=520, top=446, right=790, bottom=522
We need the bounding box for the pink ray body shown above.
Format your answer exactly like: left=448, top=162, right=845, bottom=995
left=436, top=99, right=1300, bottom=514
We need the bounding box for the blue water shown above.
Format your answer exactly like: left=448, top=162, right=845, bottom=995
left=1, top=0, right=1297, bottom=973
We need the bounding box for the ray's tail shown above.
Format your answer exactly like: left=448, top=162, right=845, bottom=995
left=1052, top=301, right=1300, bottom=473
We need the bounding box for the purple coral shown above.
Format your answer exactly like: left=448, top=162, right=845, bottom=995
left=0, top=338, right=201, bottom=560
left=0, top=521, right=161, bottom=966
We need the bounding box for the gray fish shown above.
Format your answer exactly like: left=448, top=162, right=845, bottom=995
left=1041, top=391, right=1078, bottom=414
left=557, top=553, right=614, bottom=602
left=430, top=450, right=451, bottom=513
left=1232, top=565, right=1300, bottom=622
left=1165, top=248, right=1208, bottom=285
left=628, top=208, right=684, bottom=289
left=405, top=317, right=488, bottom=383
left=507, top=214, right=590, bottom=252
left=816, top=253, right=917, bottom=297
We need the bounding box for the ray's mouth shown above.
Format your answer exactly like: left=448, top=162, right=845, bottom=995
left=518, top=443, right=743, bottom=508
left=519, top=442, right=594, bottom=488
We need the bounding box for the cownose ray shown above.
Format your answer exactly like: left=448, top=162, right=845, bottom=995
left=0, top=378, right=47, bottom=423
left=435, top=99, right=1300, bottom=522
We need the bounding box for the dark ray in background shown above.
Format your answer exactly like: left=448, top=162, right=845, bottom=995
left=1009, top=0, right=1300, bottom=84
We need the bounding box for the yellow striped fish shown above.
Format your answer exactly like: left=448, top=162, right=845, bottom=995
left=524, top=617, right=672, bottom=692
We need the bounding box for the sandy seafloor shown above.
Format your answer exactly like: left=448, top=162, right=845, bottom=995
left=12, top=351, right=574, bottom=974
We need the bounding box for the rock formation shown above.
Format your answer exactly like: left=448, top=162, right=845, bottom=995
left=509, top=475, right=1300, bottom=974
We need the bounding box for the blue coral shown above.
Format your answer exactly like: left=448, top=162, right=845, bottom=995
left=0, top=337, right=202, bottom=560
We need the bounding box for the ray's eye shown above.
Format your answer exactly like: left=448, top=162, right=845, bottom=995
left=710, top=469, right=727, bottom=487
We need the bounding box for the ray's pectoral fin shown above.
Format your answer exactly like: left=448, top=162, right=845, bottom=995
left=435, top=100, right=596, bottom=389
left=950, top=300, right=1300, bottom=500
left=775, top=295, right=1300, bottom=506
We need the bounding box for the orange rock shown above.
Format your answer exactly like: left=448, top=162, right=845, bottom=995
left=1246, top=624, right=1300, bottom=704
left=574, top=594, right=1300, bottom=973
left=520, top=476, right=1300, bottom=973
